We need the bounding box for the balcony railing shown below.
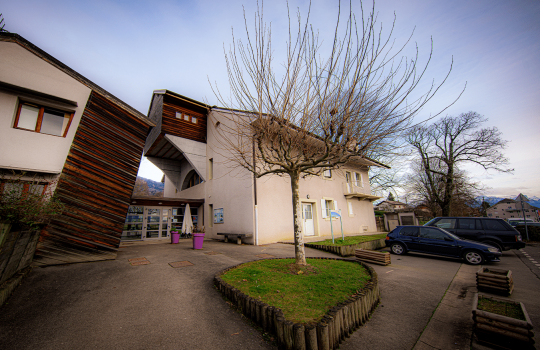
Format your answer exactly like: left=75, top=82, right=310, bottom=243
left=342, top=182, right=380, bottom=200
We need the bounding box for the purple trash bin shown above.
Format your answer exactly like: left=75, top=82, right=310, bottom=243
left=171, top=231, right=180, bottom=244
left=193, top=233, right=205, bottom=249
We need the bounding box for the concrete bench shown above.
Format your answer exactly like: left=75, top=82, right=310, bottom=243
left=217, top=233, right=253, bottom=245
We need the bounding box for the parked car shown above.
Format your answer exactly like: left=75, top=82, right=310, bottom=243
left=385, top=226, right=502, bottom=265
left=424, top=217, right=525, bottom=251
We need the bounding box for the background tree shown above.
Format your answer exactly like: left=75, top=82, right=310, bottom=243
left=387, top=192, right=396, bottom=201
left=212, top=1, right=454, bottom=265
left=0, top=13, right=8, bottom=33
left=132, top=177, right=150, bottom=197
left=405, top=160, right=483, bottom=217
left=406, top=112, right=510, bottom=216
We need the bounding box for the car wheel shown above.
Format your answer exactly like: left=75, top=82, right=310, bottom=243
left=390, top=243, right=406, bottom=255
left=483, top=240, right=503, bottom=252
left=463, top=250, right=484, bottom=265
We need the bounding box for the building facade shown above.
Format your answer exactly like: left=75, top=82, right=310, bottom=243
left=486, top=195, right=540, bottom=223
left=0, top=33, right=154, bottom=265
left=135, top=90, right=383, bottom=245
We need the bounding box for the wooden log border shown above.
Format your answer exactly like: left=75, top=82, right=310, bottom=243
left=472, top=293, right=535, bottom=347
left=476, top=267, right=514, bottom=296
left=299, top=239, right=386, bottom=257
left=214, top=257, right=380, bottom=350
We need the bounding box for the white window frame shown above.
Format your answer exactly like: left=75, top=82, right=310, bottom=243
left=323, top=169, right=332, bottom=178
left=321, top=198, right=338, bottom=219
left=354, top=172, right=363, bottom=187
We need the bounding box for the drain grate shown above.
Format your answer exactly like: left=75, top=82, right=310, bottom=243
left=204, top=251, right=222, bottom=255
left=129, top=257, right=150, bottom=266
left=256, top=254, right=275, bottom=259
left=169, top=261, right=194, bottom=268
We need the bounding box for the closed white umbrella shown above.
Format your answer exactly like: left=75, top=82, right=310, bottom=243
left=181, top=204, right=193, bottom=235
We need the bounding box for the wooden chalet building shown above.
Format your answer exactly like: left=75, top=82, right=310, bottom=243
left=0, top=33, right=155, bottom=265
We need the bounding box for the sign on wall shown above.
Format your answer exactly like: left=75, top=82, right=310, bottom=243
left=214, top=208, right=224, bottom=224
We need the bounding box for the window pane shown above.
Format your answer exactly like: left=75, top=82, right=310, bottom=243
left=458, top=219, right=476, bottom=230
left=420, top=227, right=447, bottom=240
left=400, top=227, right=418, bottom=237
left=28, top=184, right=45, bottom=195
left=191, top=116, right=197, bottom=123
left=483, top=220, right=507, bottom=231
left=41, top=109, right=66, bottom=136
left=433, top=218, right=456, bottom=229
left=3, top=183, right=24, bottom=198
left=18, top=105, right=39, bottom=130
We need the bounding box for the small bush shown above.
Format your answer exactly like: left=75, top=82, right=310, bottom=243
left=0, top=171, right=64, bottom=230
left=515, top=225, right=540, bottom=241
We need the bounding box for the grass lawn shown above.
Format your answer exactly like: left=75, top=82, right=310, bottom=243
left=221, top=258, right=371, bottom=323
left=311, top=233, right=387, bottom=246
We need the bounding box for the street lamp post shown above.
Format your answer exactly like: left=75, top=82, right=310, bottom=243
left=519, top=195, right=529, bottom=241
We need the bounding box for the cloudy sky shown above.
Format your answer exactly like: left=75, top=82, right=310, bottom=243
left=2, top=0, right=539, bottom=197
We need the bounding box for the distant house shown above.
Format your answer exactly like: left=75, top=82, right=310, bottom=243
left=0, top=33, right=154, bottom=265
left=121, top=89, right=385, bottom=244
left=374, top=200, right=409, bottom=212
left=486, top=194, right=540, bottom=222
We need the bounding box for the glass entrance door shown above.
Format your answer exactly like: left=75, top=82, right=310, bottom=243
left=144, top=207, right=171, bottom=239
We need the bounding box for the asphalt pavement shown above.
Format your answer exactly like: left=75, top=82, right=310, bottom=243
left=0, top=239, right=538, bottom=350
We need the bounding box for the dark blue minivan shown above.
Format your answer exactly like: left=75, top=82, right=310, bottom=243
left=385, top=226, right=502, bottom=265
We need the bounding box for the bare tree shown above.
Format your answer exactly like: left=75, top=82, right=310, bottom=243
left=0, top=14, right=7, bottom=33
left=211, top=1, right=454, bottom=265
left=407, top=112, right=511, bottom=216
left=405, top=159, right=484, bottom=217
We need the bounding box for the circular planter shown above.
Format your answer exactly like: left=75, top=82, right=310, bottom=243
left=214, top=257, right=380, bottom=350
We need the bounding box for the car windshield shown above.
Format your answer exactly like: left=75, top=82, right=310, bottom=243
left=423, top=218, right=438, bottom=226
left=438, top=228, right=460, bottom=240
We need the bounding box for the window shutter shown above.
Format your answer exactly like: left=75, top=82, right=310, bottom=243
left=334, top=200, right=338, bottom=212
left=321, top=199, right=327, bottom=218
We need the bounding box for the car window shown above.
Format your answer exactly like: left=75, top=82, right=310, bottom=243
left=432, top=218, right=456, bottom=229
left=458, top=218, right=482, bottom=230
left=399, top=227, right=419, bottom=237
left=482, top=219, right=508, bottom=231
left=420, top=227, right=448, bottom=240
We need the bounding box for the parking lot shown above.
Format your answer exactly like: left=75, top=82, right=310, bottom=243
left=0, top=241, right=538, bottom=350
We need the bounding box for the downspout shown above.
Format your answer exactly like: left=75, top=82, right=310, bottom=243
left=253, top=139, right=259, bottom=245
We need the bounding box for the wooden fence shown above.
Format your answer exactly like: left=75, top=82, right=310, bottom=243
left=214, top=257, right=380, bottom=350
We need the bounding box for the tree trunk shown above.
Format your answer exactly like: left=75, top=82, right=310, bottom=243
left=290, top=171, right=307, bottom=266
left=441, top=164, right=455, bottom=216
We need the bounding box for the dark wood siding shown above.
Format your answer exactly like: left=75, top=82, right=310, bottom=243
left=143, top=94, right=163, bottom=154
left=34, top=91, right=150, bottom=265
left=161, top=94, right=207, bottom=143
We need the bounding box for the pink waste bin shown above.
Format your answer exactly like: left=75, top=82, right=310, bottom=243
left=171, top=231, right=180, bottom=244
left=193, top=233, right=205, bottom=249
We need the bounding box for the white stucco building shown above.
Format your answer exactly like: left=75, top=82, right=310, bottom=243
left=122, top=90, right=384, bottom=245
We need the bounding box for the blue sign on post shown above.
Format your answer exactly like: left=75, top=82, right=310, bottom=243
left=329, top=210, right=344, bottom=242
